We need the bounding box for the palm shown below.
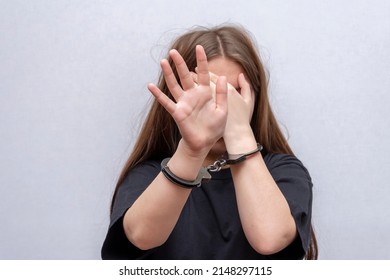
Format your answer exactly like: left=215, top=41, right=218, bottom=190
left=148, top=46, right=227, bottom=152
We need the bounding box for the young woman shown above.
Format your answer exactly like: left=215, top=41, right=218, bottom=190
left=101, top=24, right=318, bottom=260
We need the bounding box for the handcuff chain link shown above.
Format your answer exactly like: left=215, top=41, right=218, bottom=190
left=207, top=159, right=227, bottom=172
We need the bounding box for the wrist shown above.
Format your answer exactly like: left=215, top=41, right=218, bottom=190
left=166, top=140, right=210, bottom=181
left=177, top=139, right=212, bottom=160
left=223, top=127, right=257, bottom=154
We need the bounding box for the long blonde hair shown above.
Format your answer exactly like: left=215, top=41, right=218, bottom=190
left=112, top=24, right=317, bottom=259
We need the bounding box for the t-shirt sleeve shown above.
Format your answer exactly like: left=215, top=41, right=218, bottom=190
left=101, top=160, right=160, bottom=260
left=264, top=153, right=313, bottom=259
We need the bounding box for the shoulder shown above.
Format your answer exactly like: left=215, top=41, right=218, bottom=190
left=263, top=153, right=312, bottom=181
left=115, top=159, right=161, bottom=201
left=120, top=160, right=161, bottom=187
left=128, top=159, right=161, bottom=175
left=263, top=153, right=306, bottom=169
left=111, top=159, right=161, bottom=224
left=264, top=153, right=309, bottom=174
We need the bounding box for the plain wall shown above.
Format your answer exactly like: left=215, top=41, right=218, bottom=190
left=1, top=0, right=389, bottom=259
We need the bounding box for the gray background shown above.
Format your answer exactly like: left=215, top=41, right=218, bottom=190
left=1, top=0, right=389, bottom=259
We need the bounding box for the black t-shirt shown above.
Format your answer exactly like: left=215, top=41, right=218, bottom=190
left=101, top=153, right=313, bottom=260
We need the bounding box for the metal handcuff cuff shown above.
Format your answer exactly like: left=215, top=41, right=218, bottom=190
left=161, top=144, right=263, bottom=189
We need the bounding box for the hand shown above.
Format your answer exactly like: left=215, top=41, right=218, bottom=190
left=148, top=45, right=228, bottom=156
left=209, top=72, right=255, bottom=152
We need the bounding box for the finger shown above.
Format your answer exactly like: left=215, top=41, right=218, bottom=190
left=169, top=49, right=194, bottom=91
left=191, top=72, right=198, bottom=84
left=147, top=83, right=176, bottom=115
left=202, top=71, right=217, bottom=100
left=238, top=73, right=252, bottom=100
left=195, top=70, right=217, bottom=100
left=160, top=58, right=183, bottom=102
left=215, top=76, right=228, bottom=112
left=195, top=45, right=210, bottom=86
left=208, top=71, right=219, bottom=84
left=195, top=68, right=218, bottom=84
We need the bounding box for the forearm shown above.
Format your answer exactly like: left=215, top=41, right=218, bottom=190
left=123, top=140, right=209, bottom=250
left=226, top=133, right=297, bottom=255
